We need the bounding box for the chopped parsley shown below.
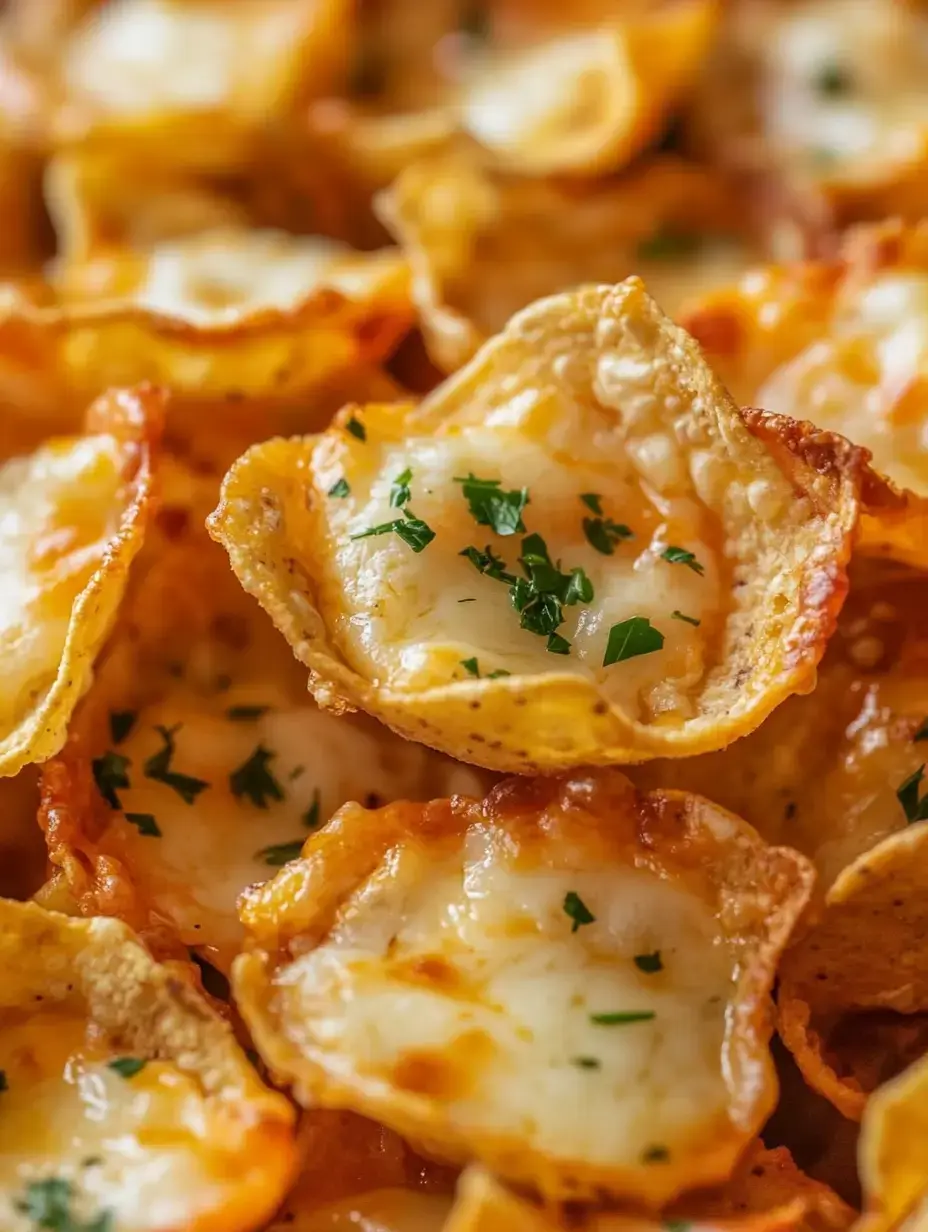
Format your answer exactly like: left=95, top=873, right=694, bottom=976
left=643, top=1145, right=670, bottom=1164
left=124, top=813, right=161, bottom=838
left=15, top=1178, right=112, bottom=1232
left=459, top=0, right=491, bottom=40
left=671, top=610, right=700, bottom=627
left=634, top=951, right=663, bottom=974
left=461, top=657, right=480, bottom=677
left=389, top=467, right=412, bottom=508
left=257, top=840, right=304, bottom=866
left=664, top=1222, right=692, bottom=1232
left=458, top=597, right=476, bottom=603
left=460, top=544, right=516, bottom=583
left=583, top=516, right=633, bottom=556
left=289, top=765, right=306, bottom=780
left=590, top=1010, right=656, bottom=1026
left=815, top=62, right=852, bottom=96
left=350, top=509, right=435, bottom=553
left=226, top=705, right=269, bottom=721
left=91, top=751, right=131, bottom=810
left=915, top=719, right=928, bottom=742
left=345, top=415, right=366, bottom=441
left=661, top=546, right=704, bottom=575
left=107, top=1057, right=147, bottom=1079
left=328, top=477, right=350, bottom=498
left=636, top=228, right=702, bottom=261
left=303, top=789, right=321, bottom=829
left=547, top=633, right=571, bottom=655
left=563, top=890, right=595, bottom=932
left=108, top=711, right=136, bottom=745
left=230, top=745, right=284, bottom=809
left=897, top=766, right=928, bottom=824
left=580, top=493, right=603, bottom=514
left=572, top=1056, right=601, bottom=1070
left=603, top=617, right=665, bottom=666
left=0, top=1069, right=6, bottom=1091
left=143, top=725, right=209, bottom=805
left=454, top=473, right=528, bottom=536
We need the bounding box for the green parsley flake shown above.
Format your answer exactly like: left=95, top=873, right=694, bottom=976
left=15, top=1178, right=113, bottom=1232
left=454, top=473, right=528, bottom=536
left=603, top=617, right=665, bottom=667
left=547, top=633, right=571, bottom=655
left=230, top=745, right=285, bottom=809
left=109, top=711, right=136, bottom=745
left=563, top=890, right=595, bottom=932
left=303, top=788, right=321, bottom=829
left=580, top=493, right=603, bottom=514
left=351, top=509, right=435, bottom=553
left=661, top=545, right=704, bottom=574
left=459, top=0, right=491, bottom=40
left=590, top=1010, right=656, bottom=1026
left=583, top=516, right=633, bottom=555
left=572, top=1056, right=601, bottom=1069
left=345, top=415, right=366, bottom=441
left=664, top=1221, right=692, bottom=1231
left=256, top=839, right=304, bottom=867
left=915, top=719, right=928, bottom=742
left=92, top=751, right=131, bottom=810
left=143, top=725, right=209, bottom=805
left=459, top=544, right=515, bottom=582
left=634, top=951, right=663, bottom=974
left=643, top=1145, right=670, bottom=1164
left=389, top=467, right=413, bottom=508
left=671, top=610, right=700, bottom=627
left=226, top=705, right=269, bottom=721
left=461, top=657, right=480, bottom=677
left=815, top=62, right=852, bottom=95
left=328, top=477, right=350, bottom=498
left=124, top=813, right=161, bottom=838
left=897, top=765, right=928, bottom=824
left=107, top=1057, right=147, bottom=1079
left=636, top=228, right=702, bottom=261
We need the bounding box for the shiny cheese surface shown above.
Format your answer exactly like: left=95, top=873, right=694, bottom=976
left=272, top=1189, right=452, bottom=1232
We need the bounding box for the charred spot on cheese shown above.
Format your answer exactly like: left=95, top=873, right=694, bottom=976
left=229, top=745, right=285, bottom=809
left=143, top=725, right=210, bottom=805
left=634, top=951, right=663, bottom=974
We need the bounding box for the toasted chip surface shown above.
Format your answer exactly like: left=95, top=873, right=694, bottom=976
left=235, top=769, right=812, bottom=1205
left=0, top=898, right=295, bottom=1232
left=210, top=279, right=881, bottom=772
left=0, top=385, right=160, bottom=777
left=858, top=1052, right=928, bottom=1232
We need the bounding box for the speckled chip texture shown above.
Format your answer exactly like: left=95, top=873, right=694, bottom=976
left=0, top=384, right=161, bottom=777
left=209, top=277, right=885, bottom=773
left=234, top=769, right=813, bottom=1207
left=0, top=898, right=296, bottom=1232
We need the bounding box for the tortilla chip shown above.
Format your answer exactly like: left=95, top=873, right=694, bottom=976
left=378, top=152, right=758, bottom=373
left=234, top=769, right=812, bottom=1206
left=0, top=384, right=161, bottom=777
left=0, top=897, right=296, bottom=1232
left=858, top=1051, right=928, bottom=1232
left=209, top=278, right=889, bottom=773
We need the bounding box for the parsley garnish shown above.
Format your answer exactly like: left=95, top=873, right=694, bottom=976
left=661, top=545, right=704, bottom=574
left=350, top=509, right=435, bottom=553
left=572, top=1056, right=601, bottom=1069
left=459, top=544, right=516, bottom=583
left=547, top=633, right=571, bottom=654
left=458, top=597, right=476, bottom=603
left=915, top=719, right=928, bottom=742
left=109, top=711, right=136, bottom=745
left=459, top=0, right=491, bottom=40
left=672, top=610, right=700, bottom=627
left=256, top=840, right=304, bottom=866
left=328, top=478, right=350, bottom=498
left=583, top=516, right=633, bottom=555
left=563, top=891, right=595, bottom=932
left=91, top=751, right=131, bottom=810
left=634, top=951, right=663, bottom=974
left=0, top=1069, right=6, bottom=1091
left=461, top=657, right=480, bottom=677
left=107, top=1057, right=146, bottom=1079
left=289, top=765, right=305, bottom=781
left=454, top=473, right=528, bottom=536
left=230, top=745, right=284, bottom=809
left=643, top=1145, right=670, bottom=1164
left=815, top=62, right=852, bottom=96
left=143, top=726, right=209, bottom=805
left=603, top=617, right=665, bottom=666
left=15, top=1178, right=112, bottom=1232
left=636, top=229, right=702, bottom=261
left=226, top=705, right=269, bottom=721
left=390, top=467, right=412, bottom=508
left=664, top=1222, right=692, bottom=1231
left=303, top=789, right=321, bottom=829
left=580, top=493, right=603, bottom=514
left=897, top=766, right=928, bottom=823
left=590, top=1010, right=655, bottom=1026
left=345, top=415, right=366, bottom=441
left=124, top=813, right=161, bottom=838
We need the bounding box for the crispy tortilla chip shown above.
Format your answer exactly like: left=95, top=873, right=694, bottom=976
left=0, top=384, right=161, bottom=777
left=235, top=769, right=812, bottom=1206
left=858, top=1052, right=928, bottom=1232
left=40, top=450, right=484, bottom=970
left=632, top=570, right=928, bottom=888
left=0, top=225, right=411, bottom=420
left=0, top=897, right=296, bottom=1232
left=779, top=823, right=928, bottom=1120
left=681, top=220, right=928, bottom=565
left=209, top=278, right=887, bottom=773
left=378, top=153, right=759, bottom=373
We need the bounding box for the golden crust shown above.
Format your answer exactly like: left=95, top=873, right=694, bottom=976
left=858, top=1052, right=928, bottom=1232
left=209, top=279, right=887, bottom=773
left=377, top=152, right=758, bottom=373
left=0, top=897, right=296, bottom=1232
left=0, top=384, right=161, bottom=777
left=235, top=769, right=813, bottom=1207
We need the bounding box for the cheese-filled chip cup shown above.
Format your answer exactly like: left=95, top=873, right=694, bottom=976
left=378, top=153, right=756, bottom=373
left=0, top=385, right=160, bottom=777
left=779, top=822, right=928, bottom=1120
left=858, top=1052, right=928, bottom=1232
left=40, top=452, right=483, bottom=971
left=0, top=226, right=410, bottom=420
left=209, top=279, right=888, bottom=773
left=234, top=770, right=813, bottom=1206
left=0, top=898, right=296, bottom=1232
